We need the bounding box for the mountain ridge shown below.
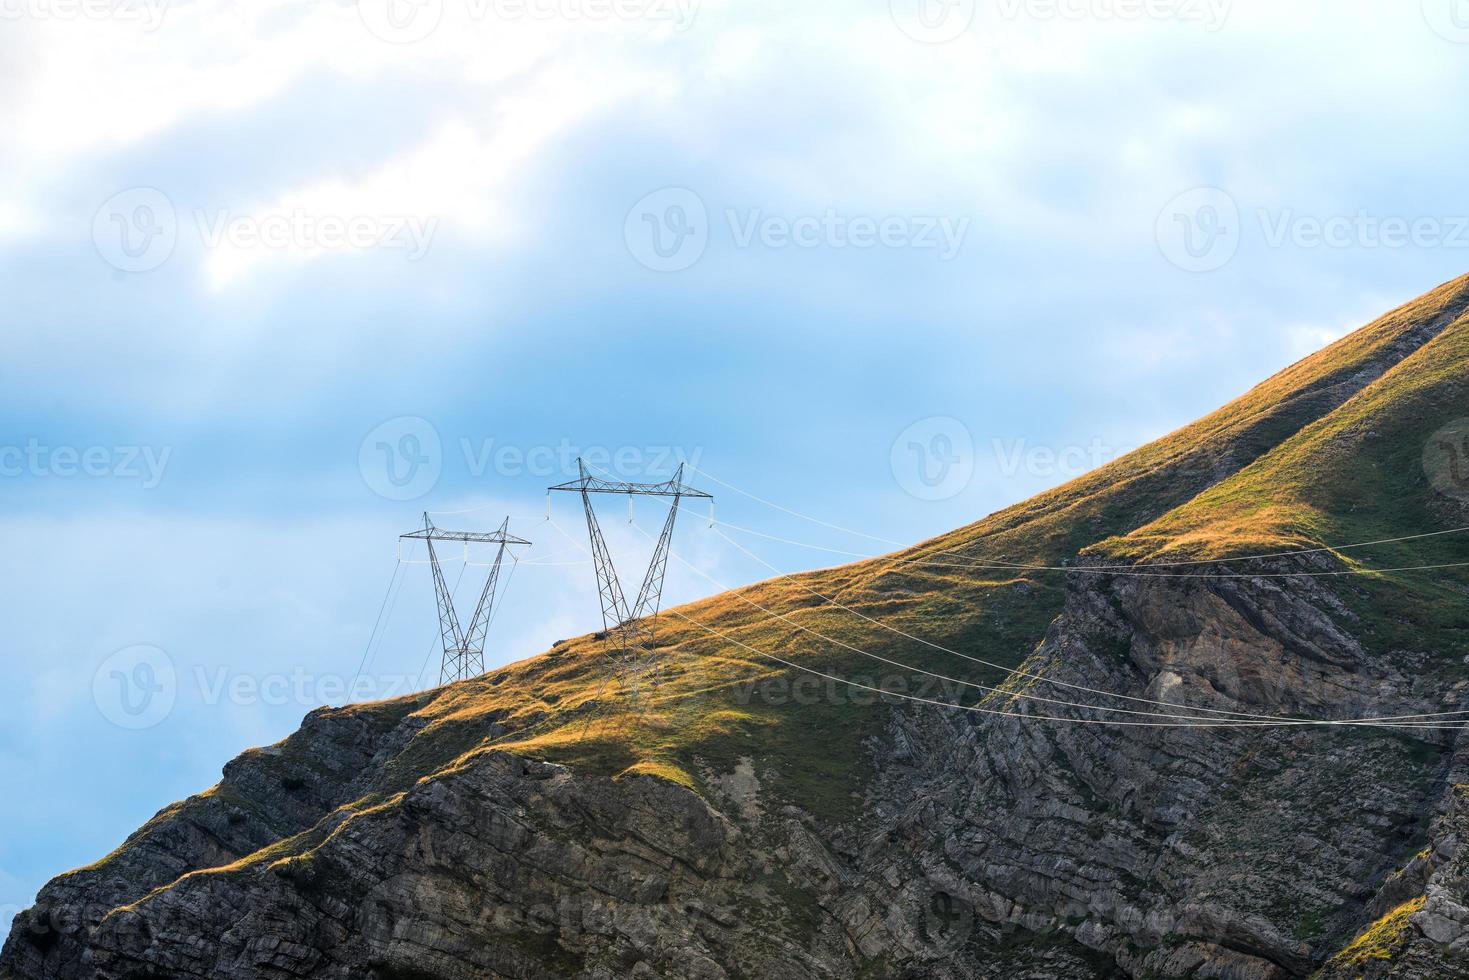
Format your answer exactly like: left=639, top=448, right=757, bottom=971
left=7, top=274, right=1469, bottom=979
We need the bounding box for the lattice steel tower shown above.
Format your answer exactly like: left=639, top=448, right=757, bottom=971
left=401, top=514, right=531, bottom=685
left=548, top=460, right=712, bottom=678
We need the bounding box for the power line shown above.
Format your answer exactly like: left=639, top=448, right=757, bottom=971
left=661, top=606, right=1467, bottom=731
left=688, top=463, right=1469, bottom=573
left=540, top=515, right=1467, bottom=731
left=653, top=525, right=1369, bottom=726
left=635, top=524, right=1276, bottom=724
left=349, top=557, right=405, bottom=700
left=710, top=518, right=1469, bottom=580
left=707, top=525, right=1469, bottom=726
left=663, top=602, right=1469, bottom=731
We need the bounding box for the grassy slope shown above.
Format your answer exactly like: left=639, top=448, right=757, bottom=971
left=1094, top=294, right=1469, bottom=662
left=64, top=273, right=1469, bottom=917
left=297, top=273, right=1469, bottom=825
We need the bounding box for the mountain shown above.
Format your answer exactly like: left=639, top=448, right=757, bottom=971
left=7, top=275, right=1469, bottom=979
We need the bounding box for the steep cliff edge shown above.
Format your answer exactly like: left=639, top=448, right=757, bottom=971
left=7, top=276, right=1469, bottom=979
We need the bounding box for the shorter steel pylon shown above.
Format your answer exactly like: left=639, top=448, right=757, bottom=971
left=401, top=514, right=531, bottom=685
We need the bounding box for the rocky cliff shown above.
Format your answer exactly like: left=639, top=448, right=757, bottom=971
left=7, top=276, right=1469, bottom=979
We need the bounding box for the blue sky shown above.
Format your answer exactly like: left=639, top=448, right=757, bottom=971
left=4, top=0, right=1469, bottom=919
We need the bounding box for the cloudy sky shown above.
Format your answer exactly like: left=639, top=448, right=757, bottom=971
left=3, top=0, right=1469, bottom=916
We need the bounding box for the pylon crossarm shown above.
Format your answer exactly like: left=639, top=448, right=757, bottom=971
left=548, top=460, right=713, bottom=500
left=401, top=514, right=532, bottom=546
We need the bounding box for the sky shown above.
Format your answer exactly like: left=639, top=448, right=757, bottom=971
left=4, top=0, right=1469, bottom=921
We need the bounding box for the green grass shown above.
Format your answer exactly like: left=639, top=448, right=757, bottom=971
left=1324, top=896, right=1426, bottom=970
left=59, top=274, right=1469, bottom=971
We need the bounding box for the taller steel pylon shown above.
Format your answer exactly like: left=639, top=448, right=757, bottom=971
left=549, top=460, right=712, bottom=680
left=401, top=514, right=531, bottom=685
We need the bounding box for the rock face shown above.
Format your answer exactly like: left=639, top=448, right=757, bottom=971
left=6, top=559, right=1468, bottom=979
left=8, top=275, right=1469, bottom=979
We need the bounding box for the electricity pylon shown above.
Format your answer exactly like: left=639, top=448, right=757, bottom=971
left=548, top=460, right=712, bottom=681
left=400, top=514, right=531, bottom=685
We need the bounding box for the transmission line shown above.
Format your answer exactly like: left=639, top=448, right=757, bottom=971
left=688, top=463, right=1469, bottom=574
left=705, top=525, right=1469, bottom=726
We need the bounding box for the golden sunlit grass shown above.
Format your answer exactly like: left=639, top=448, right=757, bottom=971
left=61, top=275, right=1469, bottom=944
left=1326, top=896, right=1426, bottom=970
